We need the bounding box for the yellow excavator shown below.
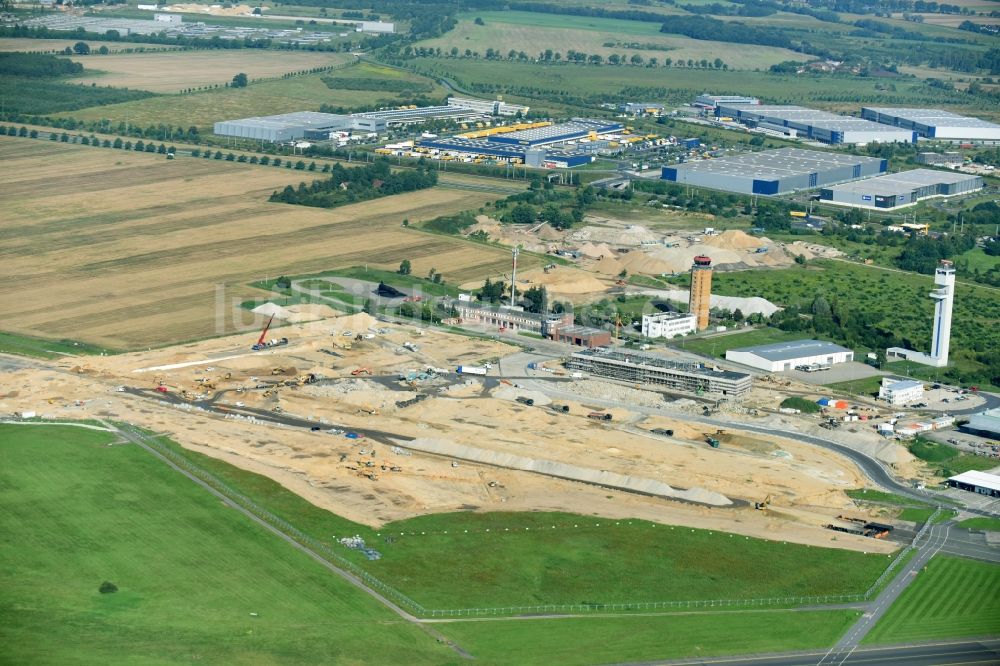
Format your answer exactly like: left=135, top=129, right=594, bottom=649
left=754, top=495, right=772, bottom=510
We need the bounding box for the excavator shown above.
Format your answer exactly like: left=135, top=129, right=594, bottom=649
left=754, top=495, right=772, bottom=510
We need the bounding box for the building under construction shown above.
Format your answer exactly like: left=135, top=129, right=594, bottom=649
left=566, top=349, right=752, bottom=398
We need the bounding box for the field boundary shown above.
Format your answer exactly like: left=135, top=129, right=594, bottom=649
left=110, top=421, right=922, bottom=619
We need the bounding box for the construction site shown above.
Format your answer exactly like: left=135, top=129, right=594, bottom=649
left=1, top=301, right=930, bottom=554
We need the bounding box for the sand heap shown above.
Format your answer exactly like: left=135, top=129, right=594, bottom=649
left=570, top=224, right=660, bottom=246
left=577, top=242, right=618, bottom=259
left=329, top=312, right=379, bottom=333
left=516, top=267, right=607, bottom=295
left=703, top=230, right=766, bottom=251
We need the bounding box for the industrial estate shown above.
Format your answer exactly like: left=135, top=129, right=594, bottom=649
left=2, top=0, right=1000, bottom=664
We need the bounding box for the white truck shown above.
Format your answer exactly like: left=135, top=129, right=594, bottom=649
left=456, top=365, right=488, bottom=375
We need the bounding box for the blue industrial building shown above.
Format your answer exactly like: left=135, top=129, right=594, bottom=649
left=661, top=148, right=887, bottom=195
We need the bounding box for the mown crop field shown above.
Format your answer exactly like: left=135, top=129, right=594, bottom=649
left=0, top=424, right=458, bottom=665
left=63, top=63, right=447, bottom=131
left=0, top=38, right=181, bottom=53
left=863, top=555, right=1000, bottom=644
left=415, top=12, right=808, bottom=70
left=0, top=137, right=526, bottom=349
left=72, top=49, right=354, bottom=93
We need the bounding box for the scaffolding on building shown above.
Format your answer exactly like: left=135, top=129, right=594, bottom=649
left=566, top=349, right=752, bottom=398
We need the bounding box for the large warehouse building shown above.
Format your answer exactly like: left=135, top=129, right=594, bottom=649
left=819, top=169, right=983, bottom=209
left=214, top=106, right=486, bottom=142
left=715, top=104, right=914, bottom=145
left=961, top=407, right=1000, bottom=439
left=661, top=148, right=887, bottom=195
left=725, top=339, right=854, bottom=372
left=861, top=107, right=1000, bottom=142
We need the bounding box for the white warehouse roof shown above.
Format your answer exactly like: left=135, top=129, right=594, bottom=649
left=948, top=470, right=1000, bottom=494
left=728, top=339, right=851, bottom=362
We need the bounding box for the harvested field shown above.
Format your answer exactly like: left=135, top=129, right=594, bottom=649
left=73, top=50, right=354, bottom=93
left=0, top=38, right=179, bottom=53
left=0, top=138, right=528, bottom=349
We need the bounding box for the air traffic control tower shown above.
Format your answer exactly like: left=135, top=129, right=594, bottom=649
left=929, top=259, right=955, bottom=366
left=689, top=255, right=713, bottom=331
left=887, top=259, right=955, bottom=368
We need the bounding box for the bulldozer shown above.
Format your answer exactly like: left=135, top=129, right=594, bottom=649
left=271, top=367, right=285, bottom=376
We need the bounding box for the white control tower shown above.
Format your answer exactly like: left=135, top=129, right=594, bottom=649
left=929, top=259, right=955, bottom=366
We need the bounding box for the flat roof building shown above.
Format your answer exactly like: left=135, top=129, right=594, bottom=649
left=641, top=312, right=697, bottom=339
left=567, top=349, right=753, bottom=398
left=878, top=377, right=924, bottom=406
left=694, top=94, right=760, bottom=109
left=716, top=104, right=914, bottom=145
left=947, top=470, right=1000, bottom=498
left=662, top=148, right=886, bottom=195
left=861, top=107, right=1000, bottom=142
left=725, top=339, right=853, bottom=372
left=213, top=112, right=352, bottom=143
left=915, top=152, right=963, bottom=166
left=961, top=407, right=1000, bottom=439
left=548, top=324, right=611, bottom=348
left=447, top=96, right=530, bottom=117
left=486, top=118, right=624, bottom=147
left=819, top=169, right=983, bottom=210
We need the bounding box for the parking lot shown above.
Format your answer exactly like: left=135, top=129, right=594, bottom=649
left=782, top=361, right=884, bottom=386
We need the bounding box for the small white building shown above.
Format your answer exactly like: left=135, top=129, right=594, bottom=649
left=154, top=13, right=182, bottom=23
left=641, top=312, right=697, bottom=339
left=878, top=378, right=924, bottom=406
left=724, top=339, right=853, bottom=372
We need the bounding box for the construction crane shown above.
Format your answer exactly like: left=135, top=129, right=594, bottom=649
left=252, top=315, right=274, bottom=351
left=613, top=311, right=624, bottom=345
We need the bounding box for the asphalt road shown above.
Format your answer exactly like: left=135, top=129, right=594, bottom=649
left=630, top=640, right=1000, bottom=666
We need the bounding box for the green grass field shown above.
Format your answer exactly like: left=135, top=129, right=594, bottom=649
left=908, top=438, right=998, bottom=477
left=846, top=489, right=929, bottom=507
left=415, top=11, right=808, bottom=70
left=0, top=331, right=112, bottom=359
left=63, top=64, right=447, bottom=131
left=0, top=424, right=456, bottom=665
left=823, top=375, right=885, bottom=397
left=864, top=555, right=1000, bottom=644
left=438, top=610, right=862, bottom=666
left=674, top=327, right=806, bottom=358
left=957, top=517, right=1000, bottom=532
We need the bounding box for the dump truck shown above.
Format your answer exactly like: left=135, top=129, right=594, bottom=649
left=651, top=428, right=673, bottom=437
left=588, top=411, right=612, bottom=421
left=550, top=404, right=570, bottom=413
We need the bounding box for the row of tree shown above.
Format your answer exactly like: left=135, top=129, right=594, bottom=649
left=269, top=160, right=437, bottom=208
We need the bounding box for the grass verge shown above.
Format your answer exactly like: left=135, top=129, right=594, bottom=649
left=438, top=610, right=862, bottom=666
left=957, top=517, right=1000, bottom=532
left=863, top=555, right=1000, bottom=644
left=0, top=331, right=112, bottom=359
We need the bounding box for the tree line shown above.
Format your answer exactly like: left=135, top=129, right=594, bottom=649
left=269, top=159, right=437, bottom=208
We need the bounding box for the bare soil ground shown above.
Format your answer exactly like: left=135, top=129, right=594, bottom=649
left=0, top=138, right=524, bottom=349
left=73, top=50, right=353, bottom=93
left=1, top=311, right=899, bottom=554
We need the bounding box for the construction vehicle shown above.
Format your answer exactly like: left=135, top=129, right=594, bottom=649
left=704, top=435, right=720, bottom=448
left=550, top=404, right=570, bottom=413
left=754, top=495, right=772, bottom=510
left=651, top=428, right=673, bottom=437
left=155, top=385, right=169, bottom=393
left=358, top=404, right=380, bottom=415
left=351, top=367, right=371, bottom=376
left=588, top=411, right=612, bottom=421
left=252, top=315, right=289, bottom=351
left=271, top=367, right=285, bottom=375
left=515, top=396, right=534, bottom=406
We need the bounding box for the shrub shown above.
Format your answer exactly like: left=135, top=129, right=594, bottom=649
left=99, top=581, right=118, bottom=594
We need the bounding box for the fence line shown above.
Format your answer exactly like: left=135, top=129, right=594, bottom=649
left=135, top=428, right=918, bottom=619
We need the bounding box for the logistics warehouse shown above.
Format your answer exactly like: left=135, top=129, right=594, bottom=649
left=819, top=169, right=983, bottom=209
left=662, top=148, right=886, bottom=195
left=861, top=107, right=1000, bottom=142
left=714, top=104, right=915, bottom=145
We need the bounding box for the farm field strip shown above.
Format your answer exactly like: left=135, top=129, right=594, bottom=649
left=0, top=138, right=527, bottom=349
left=72, top=50, right=355, bottom=93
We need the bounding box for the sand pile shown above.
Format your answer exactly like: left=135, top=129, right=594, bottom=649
left=568, top=380, right=666, bottom=408
left=703, top=230, right=766, bottom=251
left=329, top=312, right=379, bottom=333
left=517, top=268, right=607, bottom=295
left=617, top=252, right=678, bottom=276
left=252, top=302, right=293, bottom=320
left=534, top=223, right=564, bottom=241
left=571, top=224, right=659, bottom=246
left=577, top=242, right=618, bottom=259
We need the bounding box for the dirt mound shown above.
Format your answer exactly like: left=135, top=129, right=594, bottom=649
left=703, top=230, right=766, bottom=251
left=330, top=312, right=379, bottom=333
left=577, top=242, right=618, bottom=259
left=518, top=268, right=607, bottom=295
left=534, top=223, right=564, bottom=241
left=252, top=302, right=292, bottom=320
